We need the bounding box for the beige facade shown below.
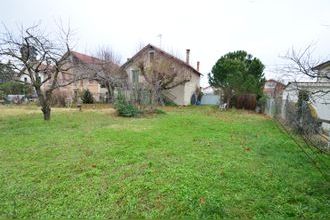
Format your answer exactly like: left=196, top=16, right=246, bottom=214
left=20, top=52, right=107, bottom=102
left=122, top=44, right=201, bottom=105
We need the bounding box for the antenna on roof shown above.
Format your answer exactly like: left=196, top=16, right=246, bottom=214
left=157, top=34, right=162, bottom=48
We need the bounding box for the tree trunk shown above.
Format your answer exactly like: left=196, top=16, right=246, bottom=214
left=159, top=96, right=165, bottom=106
left=106, top=83, right=114, bottom=103
left=157, top=89, right=165, bottom=106
left=226, top=88, right=232, bottom=108
left=35, top=87, right=52, bottom=121
left=41, top=105, right=51, bottom=120
left=150, top=88, right=157, bottom=111
left=226, top=96, right=231, bottom=107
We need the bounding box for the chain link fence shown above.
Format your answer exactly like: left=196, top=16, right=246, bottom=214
left=265, top=94, right=329, bottom=152
left=264, top=90, right=330, bottom=181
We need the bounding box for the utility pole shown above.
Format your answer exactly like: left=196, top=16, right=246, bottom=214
left=157, top=34, right=162, bottom=48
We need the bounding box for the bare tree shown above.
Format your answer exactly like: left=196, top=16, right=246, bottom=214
left=90, top=47, right=126, bottom=103
left=282, top=45, right=319, bottom=78
left=137, top=57, right=191, bottom=107
left=281, top=44, right=330, bottom=99
left=275, top=44, right=330, bottom=151
left=0, top=23, right=85, bottom=120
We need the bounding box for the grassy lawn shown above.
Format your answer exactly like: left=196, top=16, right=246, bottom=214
left=0, top=106, right=329, bottom=218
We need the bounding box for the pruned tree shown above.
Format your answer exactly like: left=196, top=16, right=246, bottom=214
left=281, top=45, right=327, bottom=80
left=89, top=47, right=125, bottom=103
left=0, top=23, right=86, bottom=120
left=137, top=57, right=191, bottom=107
left=274, top=45, right=330, bottom=152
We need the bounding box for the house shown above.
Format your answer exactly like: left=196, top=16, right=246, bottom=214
left=312, top=60, right=330, bottom=82
left=19, top=51, right=110, bottom=102
left=263, top=79, right=285, bottom=98
left=121, top=44, right=201, bottom=105
left=64, top=51, right=109, bottom=102
left=281, top=60, right=330, bottom=131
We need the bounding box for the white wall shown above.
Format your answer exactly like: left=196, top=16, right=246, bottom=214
left=168, top=84, right=185, bottom=105
left=183, top=73, right=200, bottom=105
left=19, top=73, right=45, bottom=84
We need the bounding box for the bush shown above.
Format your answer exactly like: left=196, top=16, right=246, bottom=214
left=257, top=94, right=268, bottom=112
left=81, top=89, right=94, bottom=104
left=235, top=94, right=256, bottom=110
left=114, top=93, right=140, bottom=117
left=154, top=109, right=166, bottom=114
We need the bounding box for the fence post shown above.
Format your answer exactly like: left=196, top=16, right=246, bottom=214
left=328, top=130, right=330, bottom=149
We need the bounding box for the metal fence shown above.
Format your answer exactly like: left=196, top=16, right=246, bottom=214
left=264, top=94, right=330, bottom=181
left=264, top=96, right=329, bottom=151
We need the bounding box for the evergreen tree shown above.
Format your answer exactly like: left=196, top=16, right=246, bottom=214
left=208, top=51, right=265, bottom=105
left=81, top=89, right=94, bottom=104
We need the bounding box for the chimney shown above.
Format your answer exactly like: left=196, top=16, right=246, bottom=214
left=197, top=61, right=200, bottom=72
left=186, top=49, right=190, bottom=64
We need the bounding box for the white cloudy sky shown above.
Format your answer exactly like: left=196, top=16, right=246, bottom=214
left=1, top=0, right=330, bottom=86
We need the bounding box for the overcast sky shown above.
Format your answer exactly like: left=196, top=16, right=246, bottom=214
left=1, top=0, right=330, bottom=86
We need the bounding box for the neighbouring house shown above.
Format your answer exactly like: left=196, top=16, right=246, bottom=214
left=263, top=79, right=285, bottom=98
left=65, top=51, right=109, bottom=102
left=121, top=44, right=201, bottom=105
left=281, top=61, right=330, bottom=131
left=313, top=60, right=330, bottom=82
left=19, top=51, right=110, bottom=102
left=263, top=79, right=286, bottom=116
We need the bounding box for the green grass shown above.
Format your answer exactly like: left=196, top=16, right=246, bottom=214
left=0, top=106, right=329, bottom=219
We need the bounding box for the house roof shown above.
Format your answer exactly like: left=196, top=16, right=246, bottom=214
left=312, top=60, right=330, bottom=71
left=71, top=51, right=102, bottom=64
left=265, top=79, right=285, bottom=86
left=285, top=81, right=330, bottom=90
left=20, top=51, right=102, bottom=77
left=121, top=44, right=202, bottom=76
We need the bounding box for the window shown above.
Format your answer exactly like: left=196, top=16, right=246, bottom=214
left=100, top=82, right=106, bottom=88
left=149, top=51, right=155, bottom=62
left=24, top=77, right=27, bottom=83
left=74, top=89, right=78, bottom=99
left=132, top=70, right=139, bottom=84
left=265, top=82, right=275, bottom=88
